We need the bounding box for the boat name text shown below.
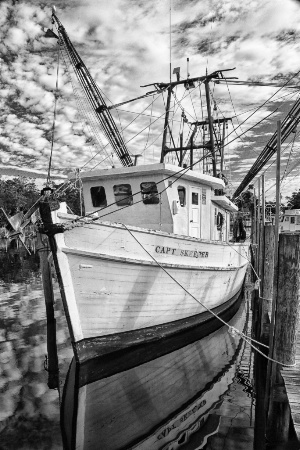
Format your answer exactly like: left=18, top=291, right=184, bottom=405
left=155, top=246, right=208, bottom=258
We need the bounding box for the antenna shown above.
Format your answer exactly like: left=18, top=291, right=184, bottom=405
left=169, top=0, right=172, bottom=84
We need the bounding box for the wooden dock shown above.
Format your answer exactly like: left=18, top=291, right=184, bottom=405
left=281, top=317, right=300, bottom=441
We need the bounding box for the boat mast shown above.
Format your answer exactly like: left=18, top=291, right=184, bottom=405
left=204, top=79, right=217, bottom=177
left=221, top=120, right=226, bottom=173
left=161, top=86, right=173, bottom=163
left=158, top=69, right=235, bottom=175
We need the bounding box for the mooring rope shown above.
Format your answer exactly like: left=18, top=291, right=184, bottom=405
left=122, top=224, right=296, bottom=367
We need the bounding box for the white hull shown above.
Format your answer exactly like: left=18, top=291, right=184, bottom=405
left=52, top=210, right=248, bottom=342
left=61, top=299, right=248, bottom=450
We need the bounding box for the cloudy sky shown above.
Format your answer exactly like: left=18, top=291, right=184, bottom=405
left=1, top=0, right=300, bottom=199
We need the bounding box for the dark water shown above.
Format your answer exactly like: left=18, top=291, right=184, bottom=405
left=0, top=249, right=73, bottom=450
left=0, top=248, right=255, bottom=450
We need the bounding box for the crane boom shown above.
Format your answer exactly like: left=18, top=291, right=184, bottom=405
left=52, top=12, right=133, bottom=167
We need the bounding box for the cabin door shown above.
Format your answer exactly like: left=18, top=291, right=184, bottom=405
left=189, top=187, right=201, bottom=238
left=290, top=216, right=296, bottom=232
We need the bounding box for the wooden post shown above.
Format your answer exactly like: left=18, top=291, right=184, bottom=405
left=37, top=232, right=59, bottom=389
left=274, top=233, right=300, bottom=365
left=266, top=233, right=300, bottom=443
left=267, top=375, right=291, bottom=445
left=258, top=175, right=266, bottom=339
left=265, top=120, right=282, bottom=420
left=270, top=121, right=281, bottom=361
left=253, top=187, right=257, bottom=248
left=261, top=224, right=275, bottom=338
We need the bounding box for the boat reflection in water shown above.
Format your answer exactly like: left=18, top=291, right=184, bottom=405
left=61, top=296, right=249, bottom=450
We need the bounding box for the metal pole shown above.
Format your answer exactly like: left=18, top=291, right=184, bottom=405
left=221, top=120, right=226, bottom=173
left=160, top=86, right=172, bottom=163
left=253, top=187, right=257, bottom=247
left=257, top=177, right=261, bottom=260
left=262, top=174, right=265, bottom=226
left=204, top=80, right=217, bottom=176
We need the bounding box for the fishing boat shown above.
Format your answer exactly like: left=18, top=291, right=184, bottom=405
left=39, top=10, right=249, bottom=364
left=60, top=298, right=249, bottom=450
left=280, top=208, right=300, bottom=232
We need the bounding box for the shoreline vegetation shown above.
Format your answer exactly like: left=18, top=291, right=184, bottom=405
left=0, top=176, right=81, bottom=235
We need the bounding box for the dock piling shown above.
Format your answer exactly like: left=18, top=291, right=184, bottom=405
left=266, top=232, right=300, bottom=444
left=274, top=233, right=300, bottom=366
left=37, top=232, right=59, bottom=389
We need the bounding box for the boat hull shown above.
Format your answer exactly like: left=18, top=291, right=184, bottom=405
left=51, top=211, right=249, bottom=348
left=61, top=297, right=249, bottom=450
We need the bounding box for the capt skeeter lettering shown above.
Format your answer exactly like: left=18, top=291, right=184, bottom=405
left=155, top=246, right=208, bottom=258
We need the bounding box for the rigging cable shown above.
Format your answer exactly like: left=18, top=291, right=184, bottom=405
left=53, top=14, right=134, bottom=167
left=59, top=44, right=112, bottom=165
left=281, top=127, right=298, bottom=182
left=231, top=91, right=300, bottom=189
left=233, top=99, right=300, bottom=196
left=226, top=68, right=300, bottom=142
left=143, top=95, right=155, bottom=162
left=122, top=224, right=295, bottom=367
left=224, top=78, right=260, bottom=156
left=233, top=90, right=298, bottom=120
left=47, top=37, right=61, bottom=186
left=81, top=93, right=162, bottom=171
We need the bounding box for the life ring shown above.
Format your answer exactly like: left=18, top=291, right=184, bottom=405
left=217, top=212, right=224, bottom=230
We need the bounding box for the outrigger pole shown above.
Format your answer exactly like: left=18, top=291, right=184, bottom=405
left=51, top=8, right=134, bottom=167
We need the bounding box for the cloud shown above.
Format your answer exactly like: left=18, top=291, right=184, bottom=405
left=0, top=0, right=300, bottom=197
left=0, top=164, right=66, bottom=179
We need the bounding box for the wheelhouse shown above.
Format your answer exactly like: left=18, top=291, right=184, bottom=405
left=280, top=209, right=300, bottom=232
left=79, top=163, right=238, bottom=242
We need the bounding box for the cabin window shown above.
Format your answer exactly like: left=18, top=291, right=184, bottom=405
left=113, top=184, right=133, bottom=206
left=177, top=186, right=186, bottom=206
left=90, top=186, right=107, bottom=208
left=291, top=217, right=295, bottom=224
left=202, top=188, right=207, bottom=205
left=297, top=216, right=300, bottom=224
left=140, top=182, right=159, bottom=204
left=192, top=192, right=199, bottom=205
left=285, top=217, right=290, bottom=222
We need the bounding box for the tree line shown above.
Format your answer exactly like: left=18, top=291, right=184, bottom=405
left=0, top=177, right=81, bottom=228
left=235, top=189, right=300, bottom=213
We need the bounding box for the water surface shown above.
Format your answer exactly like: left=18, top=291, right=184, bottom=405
left=0, top=248, right=255, bottom=449
left=0, top=249, right=72, bottom=450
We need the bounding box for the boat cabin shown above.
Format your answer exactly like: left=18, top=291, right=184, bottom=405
left=280, top=209, right=300, bottom=232
left=79, top=163, right=238, bottom=242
